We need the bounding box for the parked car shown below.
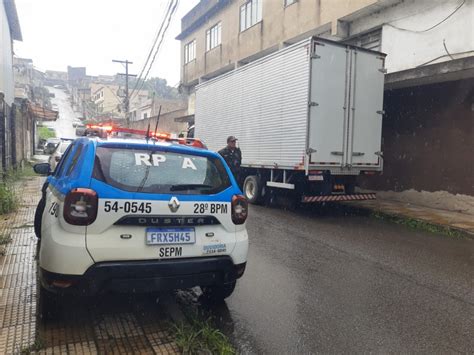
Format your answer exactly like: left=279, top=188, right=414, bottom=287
left=72, top=119, right=82, bottom=128
left=48, top=140, right=73, bottom=171
left=33, top=131, right=248, bottom=318
left=43, top=138, right=61, bottom=154
left=38, top=139, right=47, bottom=150
left=75, top=123, right=86, bottom=136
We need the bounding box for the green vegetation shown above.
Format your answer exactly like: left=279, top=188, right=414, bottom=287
left=5, top=164, right=36, bottom=181
left=19, top=337, right=45, bottom=354
left=0, top=163, right=37, bottom=215
left=38, top=126, right=56, bottom=140
left=173, top=316, right=236, bottom=355
left=0, top=233, right=12, bottom=256
left=371, top=211, right=465, bottom=238
left=0, top=184, right=17, bottom=215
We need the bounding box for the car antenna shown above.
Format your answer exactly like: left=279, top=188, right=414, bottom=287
left=153, top=105, right=162, bottom=144
left=145, top=116, right=151, bottom=142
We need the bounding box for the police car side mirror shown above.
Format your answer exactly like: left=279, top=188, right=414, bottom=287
left=33, top=163, right=51, bottom=176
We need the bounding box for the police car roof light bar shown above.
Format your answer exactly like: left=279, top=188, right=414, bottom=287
left=108, top=127, right=207, bottom=149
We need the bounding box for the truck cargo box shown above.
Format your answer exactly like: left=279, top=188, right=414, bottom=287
left=195, top=37, right=386, bottom=175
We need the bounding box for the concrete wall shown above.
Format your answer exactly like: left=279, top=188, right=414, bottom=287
left=180, top=0, right=379, bottom=86
left=360, top=78, right=473, bottom=195
left=348, top=0, right=474, bottom=74
left=0, top=3, right=14, bottom=105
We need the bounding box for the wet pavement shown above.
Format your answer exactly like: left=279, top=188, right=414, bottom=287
left=189, top=204, right=474, bottom=353
left=2, top=176, right=473, bottom=353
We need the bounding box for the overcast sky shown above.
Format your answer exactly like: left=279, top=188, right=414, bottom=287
left=13, top=0, right=199, bottom=87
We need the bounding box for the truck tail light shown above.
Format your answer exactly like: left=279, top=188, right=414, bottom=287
left=64, top=188, right=98, bottom=225
left=231, top=195, right=248, bottom=225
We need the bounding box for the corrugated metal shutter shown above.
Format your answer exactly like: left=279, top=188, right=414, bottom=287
left=346, top=29, right=382, bottom=51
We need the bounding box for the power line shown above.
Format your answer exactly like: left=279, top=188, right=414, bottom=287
left=129, top=0, right=174, bottom=99
left=131, top=0, right=179, bottom=100
left=131, top=0, right=178, bottom=99
left=387, top=0, right=466, bottom=33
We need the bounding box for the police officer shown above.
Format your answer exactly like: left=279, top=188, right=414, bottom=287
left=219, top=136, right=242, bottom=183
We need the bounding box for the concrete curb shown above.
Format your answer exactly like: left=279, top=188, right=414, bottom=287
left=345, top=203, right=474, bottom=239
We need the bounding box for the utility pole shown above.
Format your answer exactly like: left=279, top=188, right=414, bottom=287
left=77, top=88, right=89, bottom=120
left=112, top=59, right=136, bottom=127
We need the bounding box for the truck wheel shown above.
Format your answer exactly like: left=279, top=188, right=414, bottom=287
left=243, top=175, right=263, bottom=204
left=201, top=281, right=236, bottom=303
left=34, top=199, right=45, bottom=239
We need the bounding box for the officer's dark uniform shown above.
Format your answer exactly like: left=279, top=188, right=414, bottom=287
left=218, top=139, right=242, bottom=183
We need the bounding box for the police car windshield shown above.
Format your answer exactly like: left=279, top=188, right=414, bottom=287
left=93, top=147, right=231, bottom=195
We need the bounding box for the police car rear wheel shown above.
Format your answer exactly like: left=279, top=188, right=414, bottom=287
left=34, top=198, right=45, bottom=239
left=244, top=175, right=262, bottom=204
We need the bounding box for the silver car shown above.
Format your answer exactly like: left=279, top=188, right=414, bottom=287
left=48, top=140, right=72, bottom=171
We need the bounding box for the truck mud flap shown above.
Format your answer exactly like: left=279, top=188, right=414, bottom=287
left=301, top=193, right=376, bottom=203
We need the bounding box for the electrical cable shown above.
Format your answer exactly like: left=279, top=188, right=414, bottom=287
left=443, top=39, right=455, bottom=60
left=386, top=0, right=466, bottom=33
left=131, top=0, right=179, bottom=100
left=129, top=0, right=174, bottom=99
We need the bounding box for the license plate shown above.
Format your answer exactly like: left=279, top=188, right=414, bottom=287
left=146, top=228, right=196, bottom=245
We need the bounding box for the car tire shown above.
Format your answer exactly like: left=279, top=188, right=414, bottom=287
left=34, top=199, right=45, bottom=239
left=201, top=281, right=236, bottom=302
left=38, top=286, right=59, bottom=321
left=243, top=175, right=263, bottom=204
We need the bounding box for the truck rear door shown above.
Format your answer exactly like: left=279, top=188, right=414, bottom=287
left=307, top=41, right=348, bottom=167
left=307, top=39, right=385, bottom=170
left=347, top=50, right=385, bottom=167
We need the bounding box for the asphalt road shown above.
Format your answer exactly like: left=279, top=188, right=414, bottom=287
left=188, top=204, right=474, bottom=354
left=43, top=86, right=77, bottom=139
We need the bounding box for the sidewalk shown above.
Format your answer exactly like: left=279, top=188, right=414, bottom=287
left=346, top=197, right=474, bottom=237
left=0, top=177, right=180, bottom=354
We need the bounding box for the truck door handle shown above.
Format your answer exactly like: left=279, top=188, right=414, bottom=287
left=352, top=152, right=365, bottom=156
left=331, top=151, right=343, bottom=156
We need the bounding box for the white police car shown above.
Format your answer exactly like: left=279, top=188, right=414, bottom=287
left=33, top=129, right=248, bottom=316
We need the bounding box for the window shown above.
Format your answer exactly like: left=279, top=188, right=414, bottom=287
left=206, top=22, right=222, bottom=51
left=143, top=113, right=148, bottom=119
left=54, top=144, right=74, bottom=177
left=284, top=0, right=296, bottom=6
left=93, top=147, right=231, bottom=195
left=240, top=0, right=262, bottom=32
left=66, top=144, right=84, bottom=176
left=184, top=40, right=196, bottom=64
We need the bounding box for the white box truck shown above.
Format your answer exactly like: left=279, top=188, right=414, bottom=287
left=195, top=37, right=386, bottom=204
